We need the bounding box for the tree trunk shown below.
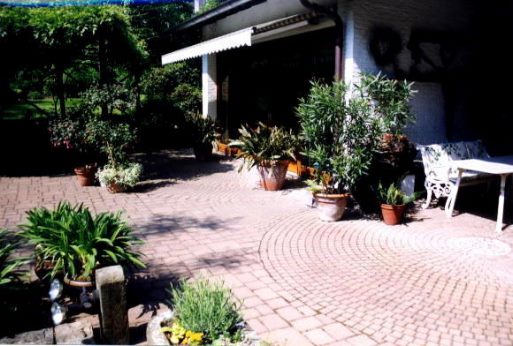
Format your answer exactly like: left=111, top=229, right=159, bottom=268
left=55, top=64, right=66, bottom=117
left=98, top=36, right=109, bottom=117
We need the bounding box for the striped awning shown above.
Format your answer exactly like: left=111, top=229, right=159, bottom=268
left=161, top=28, right=253, bottom=65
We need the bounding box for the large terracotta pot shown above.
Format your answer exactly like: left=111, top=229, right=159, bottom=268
left=314, top=193, right=349, bottom=222
left=193, top=143, right=213, bottom=161
left=380, top=204, right=406, bottom=225
left=257, top=160, right=289, bottom=191
left=73, top=165, right=97, bottom=186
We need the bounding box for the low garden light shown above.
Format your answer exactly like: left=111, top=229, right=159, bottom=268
left=50, top=302, right=67, bottom=326
left=48, top=279, right=63, bottom=301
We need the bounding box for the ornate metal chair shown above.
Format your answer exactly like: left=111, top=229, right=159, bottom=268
left=419, top=140, right=491, bottom=209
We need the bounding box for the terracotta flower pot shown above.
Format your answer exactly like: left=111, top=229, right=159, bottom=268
left=63, top=275, right=93, bottom=288
left=257, top=160, right=289, bottom=191
left=74, top=165, right=97, bottom=186
left=106, top=182, right=126, bottom=193
left=380, top=204, right=406, bottom=225
left=314, top=193, right=349, bottom=222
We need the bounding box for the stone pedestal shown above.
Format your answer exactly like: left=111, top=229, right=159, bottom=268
left=95, top=266, right=129, bottom=345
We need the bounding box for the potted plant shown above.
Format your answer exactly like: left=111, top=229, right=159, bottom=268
left=186, top=113, right=216, bottom=161
left=85, top=119, right=142, bottom=193
left=147, top=278, right=257, bottom=345
left=377, top=182, right=416, bottom=225
left=97, top=162, right=143, bottom=193
left=49, top=111, right=98, bottom=186
left=230, top=123, right=299, bottom=191
left=19, top=202, right=145, bottom=285
left=296, top=80, right=379, bottom=221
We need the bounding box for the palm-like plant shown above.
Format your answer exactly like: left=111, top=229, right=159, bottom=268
left=230, top=122, right=298, bottom=171
left=0, top=229, right=27, bottom=286
left=20, top=202, right=144, bottom=281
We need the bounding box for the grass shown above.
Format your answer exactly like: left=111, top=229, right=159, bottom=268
left=1, top=98, right=82, bottom=120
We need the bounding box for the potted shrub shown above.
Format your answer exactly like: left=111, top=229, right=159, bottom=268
left=19, top=202, right=145, bottom=285
left=186, top=113, right=216, bottom=161
left=147, top=278, right=256, bottom=345
left=85, top=119, right=142, bottom=193
left=296, top=80, right=379, bottom=221
left=377, top=182, right=416, bottom=225
left=49, top=111, right=98, bottom=186
left=230, top=123, right=299, bottom=191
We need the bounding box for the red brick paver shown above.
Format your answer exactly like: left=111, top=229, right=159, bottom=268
left=1, top=150, right=513, bottom=345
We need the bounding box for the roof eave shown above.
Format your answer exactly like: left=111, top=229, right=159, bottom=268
left=175, top=0, right=267, bottom=31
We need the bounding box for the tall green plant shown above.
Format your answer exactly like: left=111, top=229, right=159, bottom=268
left=297, top=80, right=380, bottom=194
left=20, top=202, right=144, bottom=280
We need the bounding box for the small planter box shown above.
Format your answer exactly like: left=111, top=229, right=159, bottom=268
left=146, top=310, right=259, bottom=346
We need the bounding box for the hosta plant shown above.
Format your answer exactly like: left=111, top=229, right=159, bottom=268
left=20, top=202, right=144, bottom=281
left=162, top=279, right=243, bottom=345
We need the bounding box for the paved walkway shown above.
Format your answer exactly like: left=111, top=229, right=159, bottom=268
left=1, top=150, right=513, bottom=345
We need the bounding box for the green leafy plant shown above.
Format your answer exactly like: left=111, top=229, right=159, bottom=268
left=377, top=182, right=416, bottom=206
left=229, top=122, right=299, bottom=170
left=85, top=119, right=137, bottom=167
left=0, top=229, right=27, bottom=286
left=20, top=202, right=144, bottom=281
left=186, top=113, right=216, bottom=146
left=297, top=80, right=380, bottom=194
left=97, top=162, right=143, bottom=190
left=168, top=278, right=243, bottom=344
left=359, top=73, right=416, bottom=135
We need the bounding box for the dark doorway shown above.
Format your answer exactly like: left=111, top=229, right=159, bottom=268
left=218, top=27, right=335, bottom=137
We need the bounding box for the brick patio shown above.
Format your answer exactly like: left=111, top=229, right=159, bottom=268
left=1, top=149, right=513, bottom=345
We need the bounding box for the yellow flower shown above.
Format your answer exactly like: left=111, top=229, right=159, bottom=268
left=183, top=330, right=203, bottom=346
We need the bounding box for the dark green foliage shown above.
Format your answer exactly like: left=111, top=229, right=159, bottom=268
left=20, top=202, right=144, bottom=281
left=0, top=229, right=27, bottom=287
left=186, top=113, right=216, bottom=146
left=84, top=118, right=137, bottom=167
left=170, top=279, right=242, bottom=343
left=171, top=83, right=202, bottom=117
left=230, top=122, right=299, bottom=170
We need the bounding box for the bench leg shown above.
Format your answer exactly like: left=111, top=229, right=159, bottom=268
left=496, top=174, right=507, bottom=233
left=422, top=188, right=433, bottom=209
left=446, top=170, right=462, bottom=218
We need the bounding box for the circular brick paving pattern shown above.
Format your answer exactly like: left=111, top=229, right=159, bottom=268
left=260, top=211, right=513, bottom=345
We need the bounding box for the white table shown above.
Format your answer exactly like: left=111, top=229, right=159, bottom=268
left=448, top=155, right=513, bottom=233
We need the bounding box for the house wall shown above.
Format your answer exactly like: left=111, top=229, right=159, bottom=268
left=338, top=0, right=480, bottom=144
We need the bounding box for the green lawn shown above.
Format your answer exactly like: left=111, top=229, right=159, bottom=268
left=1, top=98, right=82, bottom=120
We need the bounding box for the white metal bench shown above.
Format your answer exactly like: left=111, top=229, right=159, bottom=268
left=418, top=140, right=493, bottom=210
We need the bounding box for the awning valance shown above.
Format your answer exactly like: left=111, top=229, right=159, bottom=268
left=161, top=28, right=253, bottom=65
